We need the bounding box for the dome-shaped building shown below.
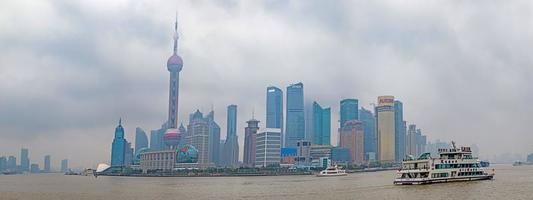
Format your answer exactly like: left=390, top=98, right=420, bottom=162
left=176, top=144, right=198, bottom=163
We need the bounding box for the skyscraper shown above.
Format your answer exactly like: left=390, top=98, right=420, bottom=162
left=339, top=120, right=365, bottom=164
left=285, top=82, right=305, bottom=148
left=243, top=118, right=260, bottom=167
left=376, top=96, right=396, bottom=163
left=7, top=156, right=16, bottom=170
left=206, top=110, right=221, bottom=166
left=20, top=148, right=29, bottom=172
left=224, top=105, right=239, bottom=167
left=394, top=100, right=406, bottom=162
left=359, top=107, right=376, bottom=160
left=312, top=101, right=331, bottom=145
left=266, top=86, right=283, bottom=146
left=61, top=159, right=69, bottom=173
left=166, top=16, right=184, bottom=130
left=135, top=127, right=148, bottom=155
left=150, top=122, right=168, bottom=151
left=44, top=155, right=51, bottom=172
left=0, top=157, right=6, bottom=172
left=187, top=110, right=211, bottom=167
left=340, top=99, right=358, bottom=128
left=406, top=124, right=427, bottom=157
left=111, top=119, right=128, bottom=167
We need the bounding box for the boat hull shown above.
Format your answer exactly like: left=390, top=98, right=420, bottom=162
left=394, top=174, right=494, bottom=185
left=316, top=173, right=348, bottom=177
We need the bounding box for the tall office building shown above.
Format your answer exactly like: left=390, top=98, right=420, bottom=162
left=285, top=82, right=305, bottom=148
left=266, top=86, right=283, bottom=145
left=206, top=110, right=221, bottom=166
left=255, top=128, right=282, bottom=167
left=0, top=157, right=6, bottom=172
left=224, top=105, right=239, bottom=167
left=312, top=101, right=331, bottom=145
left=61, top=159, right=69, bottom=173
left=20, top=148, right=29, bottom=172
left=394, top=100, right=406, bottom=162
left=111, top=119, right=128, bottom=167
left=44, top=155, right=51, bottom=172
left=405, top=124, right=427, bottom=157
left=150, top=122, right=168, bottom=151
left=340, top=99, right=358, bottom=128
left=359, top=107, right=376, bottom=160
left=7, top=156, right=16, bottom=170
left=187, top=110, right=211, bottom=167
left=135, top=127, right=148, bottom=154
left=339, top=120, right=365, bottom=164
left=376, top=96, right=396, bottom=163
left=243, top=118, right=260, bottom=167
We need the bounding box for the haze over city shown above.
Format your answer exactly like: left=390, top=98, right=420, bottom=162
left=1, top=0, right=532, bottom=169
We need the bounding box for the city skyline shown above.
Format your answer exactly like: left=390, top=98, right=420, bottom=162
left=1, top=1, right=532, bottom=168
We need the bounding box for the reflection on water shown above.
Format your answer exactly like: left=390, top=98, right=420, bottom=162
left=0, top=164, right=531, bottom=200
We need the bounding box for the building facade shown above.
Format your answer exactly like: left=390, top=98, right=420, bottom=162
left=61, top=159, right=69, bottom=172
left=339, top=120, right=365, bottom=164
left=224, top=105, right=239, bottom=167
left=255, top=128, right=282, bottom=167
left=376, top=96, right=396, bottom=163
left=340, top=99, right=358, bottom=128
left=243, top=118, right=260, bottom=167
left=44, top=155, right=51, bottom=172
left=394, top=100, right=406, bottom=162
left=359, top=107, right=376, bottom=160
left=135, top=127, right=148, bottom=155
left=187, top=110, right=211, bottom=167
left=206, top=111, right=221, bottom=166
left=20, top=148, right=29, bottom=172
left=285, top=82, right=305, bottom=148
left=111, top=119, right=129, bottom=167
left=312, top=101, right=331, bottom=145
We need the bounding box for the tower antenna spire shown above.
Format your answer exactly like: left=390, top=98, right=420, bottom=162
left=173, top=11, right=179, bottom=54
left=119, top=117, right=122, bottom=126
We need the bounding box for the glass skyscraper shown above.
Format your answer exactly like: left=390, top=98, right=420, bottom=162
left=266, top=86, right=283, bottom=129
left=135, top=127, right=148, bottom=155
left=340, top=99, right=358, bottom=128
left=111, top=119, right=127, bottom=167
left=207, top=110, right=221, bottom=166
left=312, top=101, right=331, bottom=145
left=285, top=82, right=305, bottom=148
left=359, top=107, right=376, bottom=159
left=394, top=100, right=406, bottom=162
left=224, top=105, right=239, bottom=167
left=20, top=148, right=29, bottom=172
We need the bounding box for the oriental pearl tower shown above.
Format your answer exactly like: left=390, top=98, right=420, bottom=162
left=164, top=16, right=183, bottom=149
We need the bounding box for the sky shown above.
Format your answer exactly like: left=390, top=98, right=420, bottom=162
left=1, top=0, right=532, bottom=169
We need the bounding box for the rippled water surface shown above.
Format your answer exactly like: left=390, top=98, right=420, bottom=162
left=1, top=164, right=531, bottom=200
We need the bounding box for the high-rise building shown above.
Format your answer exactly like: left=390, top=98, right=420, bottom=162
left=331, top=147, right=350, bottom=164
left=340, top=99, right=358, bottom=128
left=255, top=128, right=282, bottom=167
left=243, top=118, right=260, bottom=167
left=339, top=120, right=365, bottom=164
left=285, top=82, right=305, bottom=148
left=187, top=110, right=212, bottom=167
left=359, top=107, right=376, bottom=160
left=266, top=86, right=283, bottom=145
left=206, top=110, right=221, bottom=166
left=0, top=157, right=6, bottom=172
left=224, top=105, right=239, bottom=167
left=406, top=124, right=427, bottom=157
left=166, top=16, right=184, bottom=130
left=135, top=127, right=148, bottom=155
left=312, top=102, right=331, bottom=145
left=20, top=148, right=29, bottom=172
left=296, top=140, right=312, bottom=165
left=7, top=156, right=16, bottom=170
left=376, top=96, right=396, bottom=163
left=44, top=155, right=51, bottom=172
left=61, top=159, right=69, bottom=173
left=150, top=122, right=168, bottom=151
left=394, top=100, right=406, bottom=162
left=111, top=119, right=129, bottom=167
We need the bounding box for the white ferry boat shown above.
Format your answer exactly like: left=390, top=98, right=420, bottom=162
left=394, top=142, right=494, bottom=185
left=317, top=165, right=347, bottom=177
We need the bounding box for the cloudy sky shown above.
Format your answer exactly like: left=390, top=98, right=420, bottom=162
left=1, top=0, right=532, bottom=168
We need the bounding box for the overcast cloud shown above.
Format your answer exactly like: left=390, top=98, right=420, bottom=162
left=1, top=0, right=532, bottom=168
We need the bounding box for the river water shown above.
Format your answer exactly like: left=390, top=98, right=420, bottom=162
left=1, top=164, right=531, bottom=200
